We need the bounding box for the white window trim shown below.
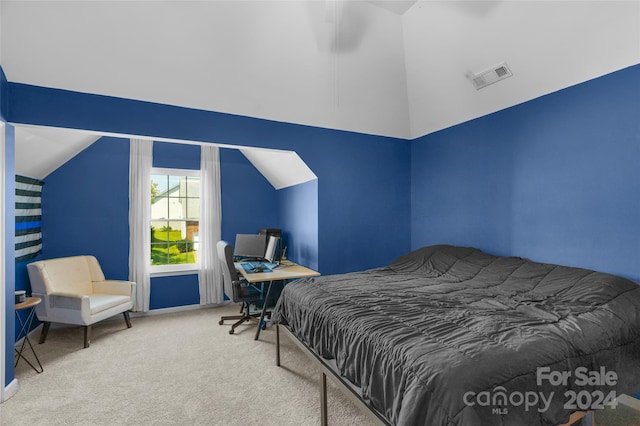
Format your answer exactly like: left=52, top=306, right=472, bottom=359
left=150, top=167, right=201, bottom=277
left=150, top=264, right=199, bottom=277
left=151, top=167, right=200, bottom=177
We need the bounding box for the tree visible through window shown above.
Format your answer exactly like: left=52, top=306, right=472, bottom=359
left=150, top=171, right=200, bottom=267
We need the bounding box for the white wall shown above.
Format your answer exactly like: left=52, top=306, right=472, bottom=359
left=402, top=1, right=640, bottom=138
left=2, top=1, right=638, bottom=141
left=0, top=3, right=3, bottom=65
left=1, top=0, right=410, bottom=139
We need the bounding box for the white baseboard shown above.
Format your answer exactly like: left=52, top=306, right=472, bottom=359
left=30, top=303, right=231, bottom=333
left=2, top=378, right=19, bottom=402
left=130, top=302, right=230, bottom=318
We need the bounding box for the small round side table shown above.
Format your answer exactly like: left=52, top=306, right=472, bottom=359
left=15, top=296, right=44, bottom=373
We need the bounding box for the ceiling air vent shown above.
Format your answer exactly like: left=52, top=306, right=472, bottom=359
left=470, top=62, right=513, bottom=90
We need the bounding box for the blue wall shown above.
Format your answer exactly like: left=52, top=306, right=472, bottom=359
left=6, top=65, right=639, bottom=316
left=2, top=61, right=639, bottom=390
left=412, top=64, right=640, bottom=281
left=7, top=83, right=412, bottom=276
left=41, top=137, right=131, bottom=279
left=220, top=148, right=280, bottom=243
left=279, top=179, right=318, bottom=270
left=153, top=140, right=200, bottom=170
left=38, top=138, right=283, bottom=310
left=28, top=137, right=317, bottom=310
left=308, top=131, right=411, bottom=273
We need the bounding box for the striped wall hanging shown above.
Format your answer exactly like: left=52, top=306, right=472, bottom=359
left=16, top=175, right=43, bottom=263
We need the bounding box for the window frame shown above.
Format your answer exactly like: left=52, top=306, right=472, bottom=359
left=149, top=167, right=201, bottom=277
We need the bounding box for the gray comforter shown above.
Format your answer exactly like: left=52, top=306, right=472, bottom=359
left=273, top=245, right=640, bottom=425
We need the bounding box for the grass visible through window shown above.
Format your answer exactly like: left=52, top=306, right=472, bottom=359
left=151, top=227, right=197, bottom=265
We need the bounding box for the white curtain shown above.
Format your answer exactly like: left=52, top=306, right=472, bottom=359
left=198, top=145, right=224, bottom=304
left=128, top=138, right=153, bottom=312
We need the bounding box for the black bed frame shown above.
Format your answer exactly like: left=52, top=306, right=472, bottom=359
left=275, top=324, right=595, bottom=426
left=275, top=324, right=390, bottom=426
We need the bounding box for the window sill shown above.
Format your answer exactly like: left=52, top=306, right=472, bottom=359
left=150, top=265, right=199, bottom=278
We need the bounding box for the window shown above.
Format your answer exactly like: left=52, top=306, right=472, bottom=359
left=150, top=169, right=200, bottom=272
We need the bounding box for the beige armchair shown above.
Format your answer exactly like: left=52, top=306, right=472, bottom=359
left=27, top=255, right=136, bottom=348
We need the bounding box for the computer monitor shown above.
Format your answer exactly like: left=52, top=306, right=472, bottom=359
left=234, top=234, right=267, bottom=260
left=264, top=236, right=280, bottom=263
left=259, top=228, right=283, bottom=261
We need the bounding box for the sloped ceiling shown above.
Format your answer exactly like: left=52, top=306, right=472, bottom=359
left=403, top=1, right=640, bottom=136
left=240, top=149, right=317, bottom=190
left=2, top=1, right=639, bottom=178
left=14, top=126, right=99, bottom=180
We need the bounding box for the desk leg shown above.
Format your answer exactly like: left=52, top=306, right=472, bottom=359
left=14, top=308, right=44, bottom=373
left=276, top=324, right=281, bottom=366
left=255, top=280, right=274, bottom=340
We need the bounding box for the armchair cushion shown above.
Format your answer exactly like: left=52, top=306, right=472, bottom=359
left=89, top=294, right=131, bottom=315
left=39, top=257, right=94, bottom=295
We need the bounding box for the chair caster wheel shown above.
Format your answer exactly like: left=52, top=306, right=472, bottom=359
left=219, top=320, right=224, bottom=325
left=229, top=329, right=234, bottom=335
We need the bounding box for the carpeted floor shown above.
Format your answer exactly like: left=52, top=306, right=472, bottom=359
left=0, top=304, right=375, bottom=426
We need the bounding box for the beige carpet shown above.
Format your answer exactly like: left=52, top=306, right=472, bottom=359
left=0, top=304, right=375, bottom=426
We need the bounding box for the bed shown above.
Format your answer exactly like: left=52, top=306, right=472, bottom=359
left=272, top=245, right=640, bottom=425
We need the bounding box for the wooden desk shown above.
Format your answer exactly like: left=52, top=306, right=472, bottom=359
left=15, top=297, right=44, bottom=373
left=235, top=260, right=319, bottom=340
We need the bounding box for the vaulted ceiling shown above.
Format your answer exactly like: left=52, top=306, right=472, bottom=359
left=2, top=1, right=639, bottom=178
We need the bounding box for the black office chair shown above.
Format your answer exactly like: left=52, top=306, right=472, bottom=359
left=217, top=240, right=264, bottom=334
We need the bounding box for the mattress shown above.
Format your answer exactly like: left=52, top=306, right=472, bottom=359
left=273, top=245, right=640, bottom=425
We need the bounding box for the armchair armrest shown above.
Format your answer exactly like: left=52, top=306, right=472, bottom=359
left=49, top=292, right=90, bottom=311
left=93, top=280, right=136, bottom=296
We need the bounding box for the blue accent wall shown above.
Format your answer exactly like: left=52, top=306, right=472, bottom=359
left=279, top=179, right=318, bottom=271
left=412, top=64, right=640, bottom=281
left=220, top=148, right=280, bottom=244
left=42, top=137, right=131, bottom=278
left=7, top=83, right=412, bottom=277
left=153, top=141, right=200, bottom=170
left=41, top=138, right=283, bottom=310
left=150, top=274, right=200, bottom=310
left=2, top=59, right=638, bottom=390
left=308, top=132, right=411, bottom=274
